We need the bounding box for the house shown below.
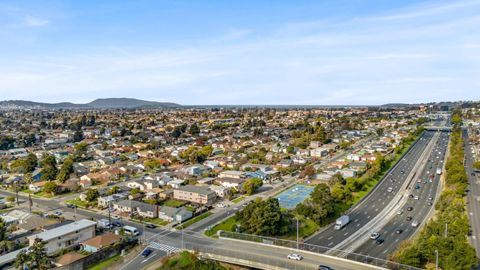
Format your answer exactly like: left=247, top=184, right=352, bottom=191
left=209, top=185, right=230, bottom=198
left=167, top=179, right=185, bottom=189
left=215, top=177, right=246, bottom=190
left=97, top=193, right=128, bottom=209
left=113, top=200, right=158, bottom=218
left=81, top=232, right=121, bottom=253
left=277, top=159, right=293, bottom=168
left=29, top=181, right=47, bottom=193
left=310, top=147, right=328, bottom=158
left=27, top=219, right=96, bottom=254
left=158, top=206, right=192, bottom=222
left=173, top=185, right=216, bottom=205
left=54, top=252, right=86, bottom=267
left=218, top=170, right=245, bottom=179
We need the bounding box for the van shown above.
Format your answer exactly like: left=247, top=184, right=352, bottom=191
left=123, top=225, right=140, bottom=236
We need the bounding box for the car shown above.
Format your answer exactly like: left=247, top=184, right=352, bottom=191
left=427, top=202, right=433, bottom=206
left=406, top=216, right=413, bottom=221
left=66, top=204, right=76, bottom=209
left=287, top=253, right=303, bottom=260
left=428, top=196, right=433, bottom=201
left=242, top=202, right=249, bottom=207
left=407, top=206, right=413, bottom=211
left=53, top=211, right=62, bottom=216
left=414, top=196, right=419, bottom=200
left=112, top=221, right=123, bottom=227
left=375, top=238, right=384, bottom=245
left=395, top=229, right=403, bottom=234
left=146, top=223, right=157, bottom=229
left=319, top=265, right=334, bottom=270
left=415, top=184, right=421, bottom=189
left=112, top=215, right=121, bottom=220
left=472, top=172, right=476, bottom=176
left=397, top=210, right=403, bottom=215
left=387, top=187, right=393, bottom=193
left=411, top=221, right=419, bottom=227
left=370, top=232, right=380, bottom=240
left=141, top=248, right=153, bottom=257
left=409, top=194, right=414, bottom=198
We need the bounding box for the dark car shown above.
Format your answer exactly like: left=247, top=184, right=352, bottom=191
left=472, top=172, right=476, bottom=176
left=112, top=221, right=123, bottom=227
left=376, top=238, right=384, bottom=245
left=406, top=216, right=413, bottom=221
left=142, top=248, right=153, bottom=257
left=66, top=204, right=76, bottom=209
left=319, top=265, right=334, bottom=270
left=409, top=194, right=414, bottom=198
left=395, top=229, right=403, bottom=234
left=146, top=223, right=157, bottom=229
left=407, top=206, right=413, bottom=211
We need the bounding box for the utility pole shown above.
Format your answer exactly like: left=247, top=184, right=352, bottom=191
left=108, top=202, right=112, bottom=226
left=181, top=229, right=184, bottom=250
left=435, top=250, right=439, bottom=270
left=296, top=217, right=299, bottom=249
left=15, top=182, right=19, bottom=206
left=28, top=194, right=32, bottom=213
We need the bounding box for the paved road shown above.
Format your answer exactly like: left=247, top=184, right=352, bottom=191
left=306, top=131, right=436, bottom=249
left=353, top=131, right=449, bottom=258
left=464, top=127, right=480, bottom=258
left=123, top=230, right=387, bottom=270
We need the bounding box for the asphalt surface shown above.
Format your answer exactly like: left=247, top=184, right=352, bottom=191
left=464, top=127, right=480, bottom=258
left=353, top=131, right=449, bottom=258
left=122, top=230, right=387, bottom=270
left=306, top=130, right=436, bottom=249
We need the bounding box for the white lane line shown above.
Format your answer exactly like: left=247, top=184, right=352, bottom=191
left=327, top=236, right=333, bottom=240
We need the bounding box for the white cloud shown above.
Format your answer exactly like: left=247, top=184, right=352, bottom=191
left=22, top=15, right=49, bottom=27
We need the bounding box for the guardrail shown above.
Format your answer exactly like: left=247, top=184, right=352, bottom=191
left=218, top=231, right=424, bottom=270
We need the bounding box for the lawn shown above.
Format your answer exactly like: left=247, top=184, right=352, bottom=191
left=177, top=212, right=213, bottom=229
left=281, top=217, right=319, bottom=240
left=87, top=254, right=121, bottom=270
left=162, top=199, right=186, bottom=208
left=205, top=216, right=238, bottom=237
left=66, top=199, right=96, bottom=208
left=231, top=196, right=245, bottom=203
left=131, top=217, right=169, bottom=226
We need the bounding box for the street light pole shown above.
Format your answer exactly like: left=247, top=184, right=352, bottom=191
left=435, top=250, right=439, bottom=270
left=296, top=217, right=299, bottom=249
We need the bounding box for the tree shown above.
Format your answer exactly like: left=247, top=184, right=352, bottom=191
left=57, top=157, right=74, bottom=183
left=15, top=238, right=52, bottom=270
left=73, top=142, right=88, bottom=160
left=144, top=159, right=162, bottom=170
left=85, top=188, right=99, bottom=202
left=473, top=160, right=480, bottom=170
left=43, top=181, right=58, bottom=195
left=40, top=153, right=57, bottom=181
left=25, top=153, right=38, bottom=173
left=73, top=130, right=84, bottom=142
left=107, top=186, right=120, bottom=195
left=189, top=123, right=200, bottom=135
left=9, top=159, right=27, bottom=173
left=236, top=198, right=290, bottom=236
left=243, top=177, right=263, bottom=195
left=300, top=165, right=315, bottom=178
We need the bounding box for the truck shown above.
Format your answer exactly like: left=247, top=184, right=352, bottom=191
left=97, top=219, right=112, bottom=229
left=436, top=168, right=442, bottom=175
left=334, top=215, right=350, bottom=230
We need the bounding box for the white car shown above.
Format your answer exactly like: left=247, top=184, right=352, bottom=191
left=411, top=221, right=419, bottom=227
left=370, top=232, right=380, bottom=240
left=287, top=253, right=303, bottom=261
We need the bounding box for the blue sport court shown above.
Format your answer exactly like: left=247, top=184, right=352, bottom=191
left=274, top=184, right=314, bottom=209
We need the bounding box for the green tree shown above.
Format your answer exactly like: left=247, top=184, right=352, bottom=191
left=25, top=153, right=38, bottom=173
left=43, top=181, right=58, bottom=195
left=73, top=129, right=84, bottom=142
left=40, top=153, right=57, bottom=181
left=57, top=157, right=74, bottom=183
left=107, top=186, right=120, bottom=195
left=15, top=238, right=52, bottom=270
left=235, top=198, right=290, bottom=236
left=144, top=159, right=162, bottom=170
left=85, top=188, right=99, bottom=202
left=73, top=142, right=88, bottom=160
left=243, top=177, right=263, bottom=195
left=473, top=160, right=480, bottom=170
left=189, top=123, right=200, bottom=135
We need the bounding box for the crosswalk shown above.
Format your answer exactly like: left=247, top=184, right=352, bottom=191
left=149, top=242, right=181, bottom=254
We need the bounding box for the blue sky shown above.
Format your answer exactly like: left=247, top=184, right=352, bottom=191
left=0, top=0, right=479, bottom=105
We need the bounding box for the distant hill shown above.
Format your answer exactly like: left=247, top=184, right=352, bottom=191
left=0, top=98, right=181, bottom=110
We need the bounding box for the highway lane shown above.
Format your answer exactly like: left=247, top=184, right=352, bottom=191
left=306, top=131, right=435, bottom=249
left=464, top=127, right=480, bottom=258
left=123, top=230, right=387, bottom=270
left=353, top=131, right=449, bottom=258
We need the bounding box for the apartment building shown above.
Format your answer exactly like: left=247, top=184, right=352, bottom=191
left=173, top=185, right=216, bottom=205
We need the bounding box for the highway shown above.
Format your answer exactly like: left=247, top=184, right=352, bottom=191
left=306, top=130, right=436, bottom=249
left=464, top=127, right=480, bottom=258
left=352, top=131, right=449, bottom=258
left=121, top=229, right=387, bottom=270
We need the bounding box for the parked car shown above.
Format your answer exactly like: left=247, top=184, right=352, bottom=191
left=287, top=253, right=303, bottom=261
left=319, top=265, right=334, bottom=270
left=146, top=223, right=157, bottom=229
